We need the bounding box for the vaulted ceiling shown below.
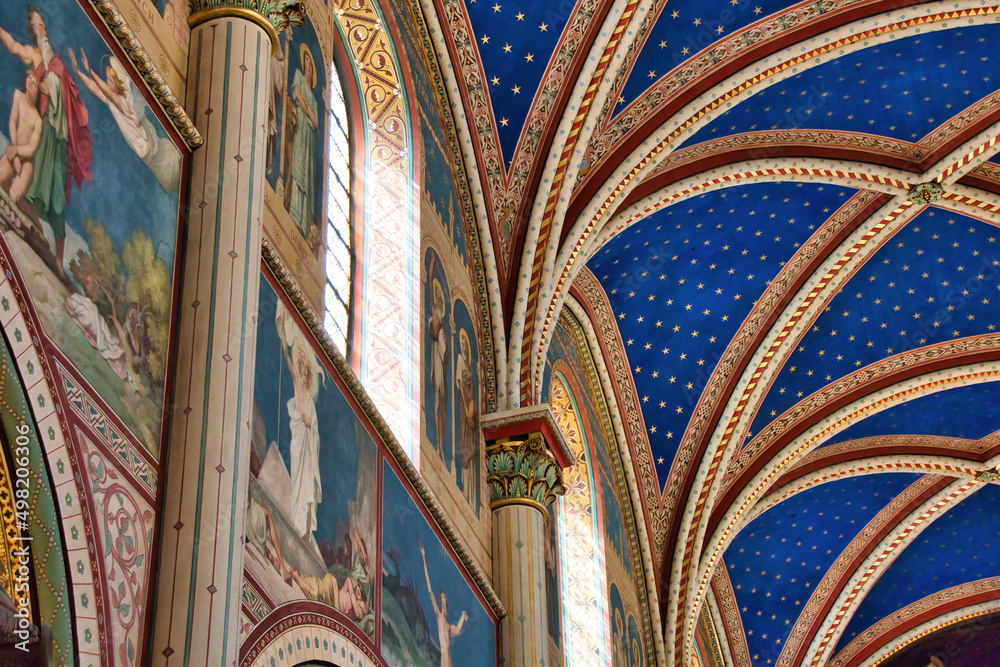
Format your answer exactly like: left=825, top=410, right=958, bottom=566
left=425, top=0, right=1000, bottom=663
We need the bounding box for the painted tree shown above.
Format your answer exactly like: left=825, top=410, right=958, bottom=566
left=69, top=219, right=172, bottom=389
left=122, top=229, right=171, bottom=383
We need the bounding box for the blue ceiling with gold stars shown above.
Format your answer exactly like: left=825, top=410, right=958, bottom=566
left=587, top=181, right=855, bottom=479
left=818, top=383, right=1000, bottom=449
left=432, top=0, right=1000, bottom=658
left=615, top=0, right=795, bottom=114
left=834, top=483, right=1000, bottom=657
left=463, top=0, right=570, bottom=163
left=678, top=26, right=1000, bottom=149
left=724, top=473, right=923, bottom=666
left=745, top=207, right=1000, bottom=447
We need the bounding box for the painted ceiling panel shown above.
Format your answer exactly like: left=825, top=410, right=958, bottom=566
left=678, top=25, right=1000, bottom=150
left=833, top=483, right=1000, bottom=656
left=724, top=473, right=923, bottom=666
left=614, top=0, right=795, bottom=113
left=586, top=182, right=856, bottom=480
left=463, top=0, right=572, bottom=163
left=818, top=383, right=1000, bottom=450
left=745, top=206, right=1000, bottom=445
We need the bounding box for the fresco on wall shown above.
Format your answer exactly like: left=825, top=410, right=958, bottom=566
left=424, top=247, right=452, bottom=453
left=601, top=474, right=633, bottom=581
left=451, top=298, right=479, bottom=511
left=610, top=584, right=629, bottom=667
left=627, top=615, right=644, bottom=667
left=421, top=122, right=467, bottom=265
left=422, top=247, right=482, bottom=517
left=544, top=504, right=562, bottom=648
left=243, top=279, right=378, bottom=638
left=383, top=0, right=469, bottom=267
left=265, top=16, right=327, bottom=260
left=381, top=461, right=496, bottom=667
left=0, top=0, right=182, bottom=454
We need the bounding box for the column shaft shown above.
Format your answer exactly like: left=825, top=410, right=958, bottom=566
left=151, top=17, right=270, bottom=666
left=494, top=503, right=549, bottom=666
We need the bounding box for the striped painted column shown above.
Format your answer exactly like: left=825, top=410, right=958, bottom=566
left=487, top=434, right=567, bottom=666
left=150, top=4, right=302, bottom=665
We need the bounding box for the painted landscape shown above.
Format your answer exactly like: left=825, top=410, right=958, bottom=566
left=0, top=0, right=183, bottom=454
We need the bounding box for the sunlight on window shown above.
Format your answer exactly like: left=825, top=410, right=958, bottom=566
left=325, top=66, right=351, bottom=355
left=552, top=373, right=609, bottom=666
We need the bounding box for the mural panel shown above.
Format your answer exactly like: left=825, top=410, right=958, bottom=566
left=243, top=278, right=378, bottom=639
left=424, top=247, right=452, bottom=454
left=627, top=615, right=644, bottom=667
left=381, top=461, right=495, bottom=667
left=610, top=583, right=628, bottom=667
left=261, top=0, right=332, bottom=312
left=266, top=15, right=327, bottom=260
left=0, top=0, right=183, bottom=455
left=601, top=473, right=633, bottom=582
left=421, top=246, right=482, bottom=519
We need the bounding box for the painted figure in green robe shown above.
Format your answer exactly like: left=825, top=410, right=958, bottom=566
left=285, top=43, right=319, bottom=241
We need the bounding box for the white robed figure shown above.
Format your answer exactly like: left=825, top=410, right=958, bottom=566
left=276, top=302, right=323, bottom=542
left=68, top=49, right=180, bottom=193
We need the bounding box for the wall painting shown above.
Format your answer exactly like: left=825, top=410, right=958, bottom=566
left=0, top=0, right=184, bottom=455
left=262, top=0, right=332, bottom=311
left=422, top=247, right=482, bottom=517
left=243, top=277, right=378, bottom=638
left=381, top=460, right=496, bottom=667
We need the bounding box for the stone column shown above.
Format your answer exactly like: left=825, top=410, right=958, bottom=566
left=151, top=3, right=302, bottom=664
left=487, top=434, right=567, bottom=666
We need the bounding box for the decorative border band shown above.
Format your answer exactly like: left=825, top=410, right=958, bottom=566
left=88, top=0, right=203, bottom=150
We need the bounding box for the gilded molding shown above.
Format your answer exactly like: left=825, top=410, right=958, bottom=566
left=261, top=239, right=506, bottom=618
left=908, top=181, right=945, bottom=204
left=88, top=0, right=203, bottom=150
left=976, top=467, right=1000, bottom=483
left=485, top=436, right=567, bottom=512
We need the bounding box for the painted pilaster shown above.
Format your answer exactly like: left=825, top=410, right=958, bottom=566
left=151, top=3, right=302, bottom=664
left=487, top=434, right=568, bottom=666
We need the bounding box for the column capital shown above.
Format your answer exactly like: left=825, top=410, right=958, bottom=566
left=486, top=434, right=567, bottom=515
left=482, top=404, right=576, bottom=469
left=188, top=0, right=306, bottom=54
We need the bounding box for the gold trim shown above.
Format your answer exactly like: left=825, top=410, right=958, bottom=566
left=88, top=0, right=203, bottom=150
left=188, top=7, right=281, bottom=55
left=490, top=496, right=550, bottom=519
left=260, top=238, right=506, bottom=619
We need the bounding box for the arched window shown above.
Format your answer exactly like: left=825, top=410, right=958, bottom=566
left=324, top=65, right=352, bottom=356
left=551, top=371, right=609, bottom=665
